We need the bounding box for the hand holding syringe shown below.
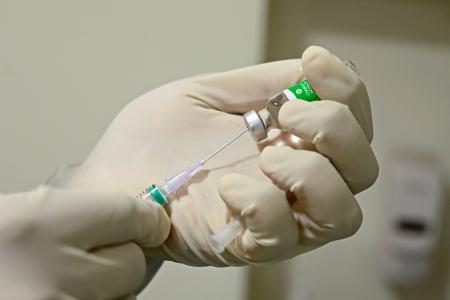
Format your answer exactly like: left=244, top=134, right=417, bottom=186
left=140, top=80, right=320, bottom=252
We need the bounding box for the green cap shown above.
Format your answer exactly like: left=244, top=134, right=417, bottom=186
left=287, top=80, right=320, bottom=102
left=148, top=185, right=169, bottom=206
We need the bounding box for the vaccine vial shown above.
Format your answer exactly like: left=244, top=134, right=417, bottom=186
left=243, top=80, right=320, bottom=142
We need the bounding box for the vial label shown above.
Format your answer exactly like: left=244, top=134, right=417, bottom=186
left=287, top=80, right=320, bottom=101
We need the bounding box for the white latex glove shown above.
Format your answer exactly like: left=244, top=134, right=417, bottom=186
left=66, top=46, right=378, bottom=266
left=0, top=186, right=170, bottom=299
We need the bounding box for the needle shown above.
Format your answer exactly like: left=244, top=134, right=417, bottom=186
left=201, top=128, right=248, bottom=164
left=139, top=127, right=249, bottom=201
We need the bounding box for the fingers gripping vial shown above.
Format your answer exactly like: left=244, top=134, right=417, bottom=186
left=141, top=80, right=319, bottom=252
left=244, top=80, right=320, bottom=142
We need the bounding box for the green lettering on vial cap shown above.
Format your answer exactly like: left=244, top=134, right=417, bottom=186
left=287, top=80, right=320, bottom=102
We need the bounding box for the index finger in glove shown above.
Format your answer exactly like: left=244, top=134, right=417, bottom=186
left=302, top=46, right=374, bottom=142
left=217, top=174, right=298, bottom=264
left=185, top=59, right=304, bottom=114
left=40, top=188, right=171, bottom=249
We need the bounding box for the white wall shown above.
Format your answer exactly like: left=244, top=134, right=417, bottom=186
left=0, top=0, right=267, bottom=191
left=0, top=1, right=268, bottom=299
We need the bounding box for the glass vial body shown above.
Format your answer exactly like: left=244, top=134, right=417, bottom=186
left=243, top=80, right=320, bottom=142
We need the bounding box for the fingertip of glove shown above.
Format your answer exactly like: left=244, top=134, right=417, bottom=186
left=218, top=174, right=267, bottom=212
left=218, top=173, right=249, bottom=196
left=302, top=46, right=337, bottom=79
left=302, top=46, right=360, bottom=96
left=359, top=154, right=379, bottom=193
left=259, top=145, right=293, bottom=170
left=302, top=45, right=332, bottom=61
left=142, top=199, right=171, bottom=247
left=278, top=100, right=308, bottom=131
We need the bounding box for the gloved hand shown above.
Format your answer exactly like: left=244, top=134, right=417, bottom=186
left=0, top=186, right=170, bottom=299
left=66, top=46, right=378, bottom=266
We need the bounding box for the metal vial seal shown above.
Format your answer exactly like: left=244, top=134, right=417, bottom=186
left=243, top=80, right=320, bottom=142
left=243, top=109, right=268, bottom=141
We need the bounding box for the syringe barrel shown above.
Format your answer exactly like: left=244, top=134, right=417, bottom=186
left=164, top=160, right=203, bottom=195
left=208, top=219, right=242, bottom=253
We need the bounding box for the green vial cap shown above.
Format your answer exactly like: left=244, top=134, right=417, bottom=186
left=287, top=80, right=320, bottom=102
left=148, top=184, right=169, bottom=206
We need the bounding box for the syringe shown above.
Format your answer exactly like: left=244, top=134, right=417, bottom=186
left=140, top=128, right=248, bottom=206
left=208, top=218, right=241, bottom=253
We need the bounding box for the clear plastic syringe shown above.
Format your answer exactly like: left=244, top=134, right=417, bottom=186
left=140, top=128, right=248, bottom=206
left=208, top=218, right=241, bottom=253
